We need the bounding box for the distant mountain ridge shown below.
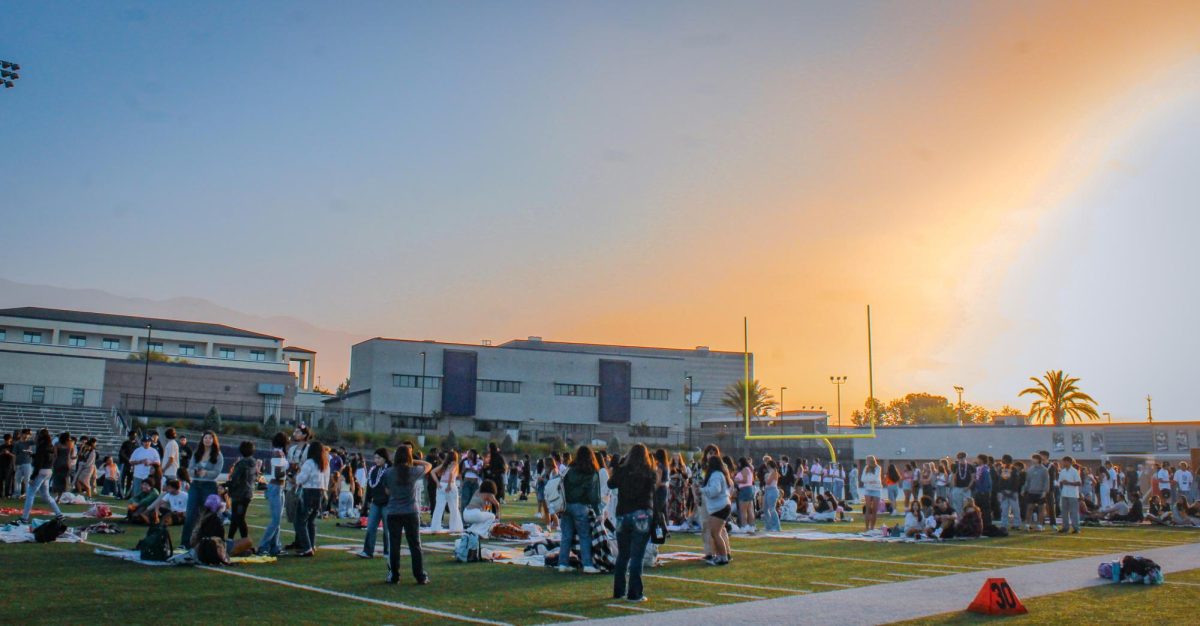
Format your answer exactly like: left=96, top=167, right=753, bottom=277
left=0, top=278, right=363, bottom=385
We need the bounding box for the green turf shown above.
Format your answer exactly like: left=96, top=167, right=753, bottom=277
left=2, top=494, right=1197, bottom=625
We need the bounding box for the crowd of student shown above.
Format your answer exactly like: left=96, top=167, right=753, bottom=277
left=4, top=424, right=1199, bottom=604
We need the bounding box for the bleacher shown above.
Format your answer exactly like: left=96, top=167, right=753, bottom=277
left=0, top=402, right=127, bottom=455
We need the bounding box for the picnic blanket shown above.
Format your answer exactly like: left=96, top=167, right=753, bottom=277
left=756, top=530, right=908, bottom=543
left=0, top=521, right=89, bottom=544
left=95, top=549, right=278, bottom=567
left=0, top=507, right=53, bottom=517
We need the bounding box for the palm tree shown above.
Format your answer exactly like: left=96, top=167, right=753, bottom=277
left=721, top=379, right=777, bottom=418
left=1019, top=370, right=1100, bottom=425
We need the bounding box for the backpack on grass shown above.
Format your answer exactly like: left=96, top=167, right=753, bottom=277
left=32, top=517, right=68, bottom=543
left=454, top=531, right=481, bottom=563
left=136, top=523, right=173, bottom=561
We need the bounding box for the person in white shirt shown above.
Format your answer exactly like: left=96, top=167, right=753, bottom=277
left=127, top=436, right=161, bottom=493
left=161, top=428, right=180, bottom=480
left=147, top=478, right=189, bottom=524
left=1176, top=462, right=1194, bottom=503
left=1157, top=463, right=1173, bottom=503
left=1057, top=457, right=1082, bottom=534
left=1099, top=462, right=1114, bottom=509
left=810, top=461, right=824, bottom=495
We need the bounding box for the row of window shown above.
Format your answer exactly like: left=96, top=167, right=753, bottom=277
left=0, top=384, right=85, bottom=407
left=392, top=374, right=441, bottom=389
left=554, top=383, right=598, bottom=397
left=478, top=379, right=521, bottom=394
left=2, top=330, right=266, bottom=360
left=632, top=387, right=670, bottom=401
left=389, top=376, right=669, bottom=400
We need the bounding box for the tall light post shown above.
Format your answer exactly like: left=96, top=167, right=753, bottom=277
left=685, top=374, right=694, bottom=450
left=1146, top=395, right=1153, bottom=423
left=419, top=351, right=427, bottom=419
left=140, top=324, right=153, bottom=416
left=779, top=386, right=787, bottom=435
left=953, top=385, right=964, bottom=426
left=829, top=376, right=846, bottom=429
left=1103, top=412, right=1112, bottom=424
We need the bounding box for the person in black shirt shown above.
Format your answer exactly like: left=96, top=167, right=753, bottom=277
left=20, top=429, right=64, bottom=522
left=486, top=442, right=507, bottom=504
left=607, top=443, right=656, bottom=603
left=118, top=431, right=138, bottom=498
left=519, top=454, right=532, bottom=501
left=177, top=435, right=193, bottom=483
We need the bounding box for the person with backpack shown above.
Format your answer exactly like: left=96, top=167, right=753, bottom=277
left=181, top=431, right=223, bottom=549
left=559, top=445, right=602, bottom=574
left=357, top=448, right=391, bottom=559
left=383, top=445, right=432, bottom=584
left=226, top=441, right=258, bottom=541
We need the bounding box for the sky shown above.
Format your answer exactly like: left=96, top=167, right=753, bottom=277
left=2, top=1, right=1199, bottom=422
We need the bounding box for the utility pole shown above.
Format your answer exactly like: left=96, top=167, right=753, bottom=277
left=953, top=385, right=964, bottom=426
left=830, top=376, right=846, bottom=429
left=1146, top=395, right=1153, bottom=423
left=141, top=324, right=153, bottom=417
left=685, top=374, right=694, bottom=450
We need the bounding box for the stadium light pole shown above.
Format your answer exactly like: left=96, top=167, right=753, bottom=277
left=779, top=387, right=787, bottom=435
left=685, top=374, right=694, bottom=450
left=141, top=324, right=152, bottom=416
left=1, top=60, right=20, bottom=89
left=954, top=385, right=964, bottom=426
left=829, top=376, right=846, bottom=429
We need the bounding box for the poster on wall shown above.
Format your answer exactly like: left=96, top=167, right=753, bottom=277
left=1053, top=432, right=1065, bottom=452
left=1071, top=432, right=1084, bottom=452
left=1091, top=432, right=1104, bottom=452
left=1178, top=430, right=1189, bottom=451
left=1155, top=431, right=1169, bottom=452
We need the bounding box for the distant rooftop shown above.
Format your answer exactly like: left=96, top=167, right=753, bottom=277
left=500, top=337, right=743, bottom=356
left=0, top=307, right=282, bottom=341
left=283, top=346, right=316, bottom=353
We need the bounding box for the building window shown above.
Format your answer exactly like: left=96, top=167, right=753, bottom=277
left=392, top=374, right=441, bottom=389
left=178, top=344, right=196, bottom=357
left=478, top=379, right=521, bottom=394
left=632, top=387, right=670, bottom=401
left=71, top=388, right=85, bottom=406
left=554, top=383, right=598, bottom=397
left=102, top=338, right=120, bottom=350
left=219, top=347, right=236, bottom=359
left=250, top=350, right=266, bottom=362
left=389, top=414, right=436, bottom=430
left=23, top=331, right=43, bottom=344
left=629, top=424, right=669, bottom=438
left=147, top=342, right=164, bottom=353
left=0, top=383, right=4, bottom=402
left=67, top=335, right=87, bottom=347
left=0, top=329, right=5, bottom=341
left=31, top=386, right=45, bottom=404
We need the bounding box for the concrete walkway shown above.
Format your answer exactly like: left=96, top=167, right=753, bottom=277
left=580, top=541, right=1200, bottom=625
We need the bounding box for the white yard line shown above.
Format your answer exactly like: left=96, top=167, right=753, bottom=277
left=1165, top=581, right=1200, bottom=587
left=606, top=604, right=654, bottom=613
left=535, top=610, right=588, bottom=621
left=642, top=573, right=809, bottom=594
left=661, top=598, right=714, bottom=606
left=918, top=569, right=952, bottom=575
left=663, top=543, right=986, bottom=571
left=885, top=572, right=929, bottom=579
left=717, top=592, right=766, bottom=600
left=810, top=581, right=855, bottom=588
left=83, top=539, right=508, bottom=625
left=847, top=577, right=894, bottom=584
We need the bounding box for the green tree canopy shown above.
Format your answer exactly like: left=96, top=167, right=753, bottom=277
left=720, top=380, right=777, bottom=417
left=1019, top=370, right=1100, bottom=425
left=202, top=406, right=222, bottom=433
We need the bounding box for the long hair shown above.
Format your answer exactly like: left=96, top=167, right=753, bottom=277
left=35, top=428, right=52, bottom=453
left=623, top=444, right=656, bottom=479
left=196, top=430, right=221, bottom=464
left=393, top=444, right=413, bottom=468
left=307, top=441, right=329, bottom=472
left=864, top=455, right=879, bottom=474
left=570, top=445, right=599, bottom=474
left=439, top=450, right=460, bottom=476
left=704, top=455, right=732, bottom=485
left=886, top=463, right=901, bottom=483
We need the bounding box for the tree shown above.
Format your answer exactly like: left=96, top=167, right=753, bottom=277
left=320, top=416, right=341, bottom=442
left=992, top=405, right=1026, bottom=418
left=202, top=406, right=222, bottom=433
left=1020, top=370, right=1100, bottom=425
left=442, top=430, right=458, bottom=451
left=607, top=435, right=623, bottom=455
left=127, top=351, right=190, bottom=365
left=720, top=380, right=777, bottom=417
left=263, top=413, right=279, bottom=433
left=850, top=397, right=884, bottom=426
left=500, top=433, right=516, bottom=455
left=312, top=384, right=333, bottom=395
left=335, top=377, right=350, bottom=397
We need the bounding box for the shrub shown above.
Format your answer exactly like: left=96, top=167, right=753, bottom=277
left=607, top=435, right=623, bottom=455
left=500, top=433, right=516, bottom=455
left=442, top=430, right=458, bottom=451
left=320, top=417, right=340, bottom=443
left=202, top=407, right=221, bottom=433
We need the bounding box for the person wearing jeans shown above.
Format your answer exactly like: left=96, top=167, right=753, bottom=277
left=560, top=446, right=602, bottom=573
left=383, top=446, right=432, bottom=584
left=762, top=459, right=781, bottom=532
left=358, top=449, right=392, bottom=558
left=21, top=429, right=62, bottom=522
left=180, top=431, right=223, bottom=549
left=293, top=442, right=330, bottom=556
left=995, top=455, right=1021, bottom=529
left=607, top=444, right=658, bottom=601
left=258, top=433, right=290, bottom=556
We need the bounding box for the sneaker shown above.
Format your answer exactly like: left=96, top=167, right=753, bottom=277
left=417, top=574, right=431, bottom=585
left=582, top=566, right=602, bottom=574
left=557, top=565, right=572, bottom=573
left=715, top=557, right=729, bottom=566
left=16, top=518, right=30, bottom=525
left=355, top=551, right=372, bottom=559
left=385, top=574, right=399, bottom=584
left=626, top=596, right=649, bottom=603
left=704, top=557, right=719, bottom=566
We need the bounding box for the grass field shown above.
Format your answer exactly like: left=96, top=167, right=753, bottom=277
left=2, top=494, right=1197, bottom=625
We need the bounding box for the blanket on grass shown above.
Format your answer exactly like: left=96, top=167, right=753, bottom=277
left=94, top=549, right=278, bottom=567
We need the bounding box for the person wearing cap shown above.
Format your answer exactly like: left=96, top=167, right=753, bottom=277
left=128, top=435, right=161, bottom=495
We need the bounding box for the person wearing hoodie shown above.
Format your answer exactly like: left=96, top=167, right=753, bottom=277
left=1021, top=453, right=1050, bottom=531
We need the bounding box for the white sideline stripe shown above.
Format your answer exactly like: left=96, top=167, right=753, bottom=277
left=1165, top=581, right=1200, bottom=587
left=919, top=569, right=952, bottom=575
left=81, top=539, right=509, bottom=626
left=980, top=562, right=1011, bottom=567
left=717, top=592, right=765, bottom=600
left=642, top=574, right=809, bottom=594
left=606, top=604, right=653, bottom=613
left=885, top=572, right=928, bottom=579
left=536, top=610, right=587, bottom=620
left=848, top=577, right=893, bottom=584
left=923, top=541, right=1096, bottom=557
left=812, top=581, right=855, bottom=588
left=662, top=598, right=714, bottom=606
left=663, top=543, right=985, bottom=571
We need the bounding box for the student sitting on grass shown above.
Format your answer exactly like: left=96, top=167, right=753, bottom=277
left=945, top=497, right=983, bottom=539
left=126, top=479, right=161, bottom=524
left=903, top=501, right=928, bottom=538
left=145, top=478, right=188, bottom=525
left=1170, top=499, right=1200, bottom=527
left=193, top=493, right=254, bottom=562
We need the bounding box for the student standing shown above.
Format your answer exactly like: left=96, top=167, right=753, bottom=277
left=762, top=459, right=781, bottom=532
left=559, top=446, right=602, bottom=574
left=859, top=455, right=884, bottom=531
left=161, top=428, right=181, bottom=483
left=608, top=444, right=658, bottom=600
left=20, top=429, right=63, bottom=522
left=429, top=450, right=463, bottom=533
left=258, top=433, right=289, bottom=556
left=226, top=441, right=258, bottom=540
left=700, top=454, right=732, bottom=566
left=384, top=445, right=432, bottom=584
left=293, top=441, right=329, bottom=557
left=181, top=431, right=223, bottom=549
left=13, top=429, right=34, bottom=499
left=1058, top=456, right=1082, bottom=534
left=358, top=448, right=391, bottom=558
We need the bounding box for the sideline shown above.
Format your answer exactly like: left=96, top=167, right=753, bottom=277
left=81, top=539, right=510, bottom=625
left=662, top=543, right=987, bottom=571
left=578, top=542, right=1200, bottom=626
